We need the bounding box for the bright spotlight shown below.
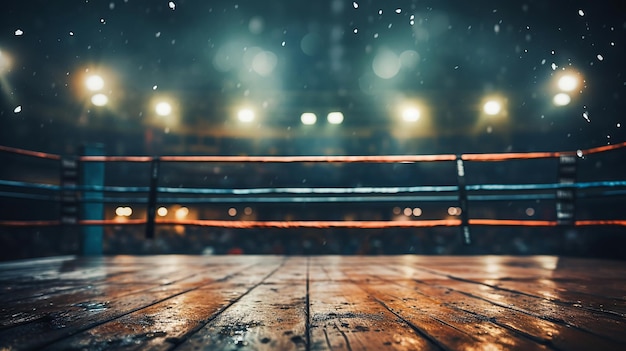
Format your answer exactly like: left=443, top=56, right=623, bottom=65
left=238, top=108, right=255, bottom=123
left=401, top=107, right=421, bottom=122
left=327, top=111, right=344, bottom=125
left=483, top=100, right=502, bottom=116
left=155, top=101, right=172, bottom=116
left=300, top=112, right=317, bottom=125
left=557, top=74, right=578, bottom=92
left=175, top=207, right=189, bottom=220
left=85, top=75, right=104, bottom=91
left=553, top=93, right=571, bottom=106
left=91, top=93, right=108, bottom=106
left=157, top=207, right=168, bottom=217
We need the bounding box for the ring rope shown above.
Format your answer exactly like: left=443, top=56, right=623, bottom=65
left=2, top=142, right=625, bottom=164
left=2, top=179, right=625, bottom=196
left=0, top=145, right=61, bottom=161
left=1, top=219, right=625, bottom=227
left=1, top=142, right=625, bottom=230
left=5, top=191, right=626, bottom=205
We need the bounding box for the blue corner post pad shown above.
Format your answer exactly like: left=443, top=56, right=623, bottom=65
left=81, top=144, right=105, bottom=256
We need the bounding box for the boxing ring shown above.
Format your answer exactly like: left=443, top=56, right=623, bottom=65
left=0, top=143, right=625, bottom=350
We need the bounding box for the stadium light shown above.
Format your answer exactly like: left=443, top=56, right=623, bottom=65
left=553, top=93, right=571, bottom=106
left=401, top=107, right=421, bottom=122
left=85, top=74, right=105, bottom=91
left=155, top=101, right=173, bottom=116
left=327, top=111, right=344, bottom=125
left=483, top=100, right=502, bottom=116
left=556, top=72, right=580, bottom=92
left=238, top=108, right=255, bottom=123
left=557, top=74, right=579, bottom=92
left=91, top=93, right=109, bottom=107
left=300, top=112, right=317, bottom=125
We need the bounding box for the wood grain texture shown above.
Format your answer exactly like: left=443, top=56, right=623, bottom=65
left=0, top=255, right=624, bottom=350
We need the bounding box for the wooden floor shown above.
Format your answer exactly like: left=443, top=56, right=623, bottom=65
left=0, top=255, right=625, bottom=350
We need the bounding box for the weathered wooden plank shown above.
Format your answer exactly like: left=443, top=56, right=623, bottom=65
left=176, top=259, right=307, bottom=351
left=40, top=261, right=285, bottom=350
left=0, top=258, right=267, bottom=349
left=370, top=274, right=625, bottom=351
left=357, top=281, right=549, bottom=350
left=308, top=278, right=439, bottom=350
left=0, top=260, right=232, bottom=329
left=464, top=279, right=626, bottom=316
left=422, top=278, right=626, bottom=345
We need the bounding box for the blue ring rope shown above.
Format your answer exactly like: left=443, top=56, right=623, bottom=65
left=1, top=179, right=625, bottom=197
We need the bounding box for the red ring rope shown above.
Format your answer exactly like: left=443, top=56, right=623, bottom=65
left=2, top=141, right=625, bottom=163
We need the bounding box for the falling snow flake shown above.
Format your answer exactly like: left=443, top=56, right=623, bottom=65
left=582, top=111, right=590, bottom=122
left=14, top=106, right=22, bottom=113
left=596, top=54, right=604, bottom=61
left=578, top=9, right=585, bottom=16
left=15, top=29, right=24, bottom=36
left=169, top=1, right=176, bottom=10
left=352, top=2, right=358, bottom=9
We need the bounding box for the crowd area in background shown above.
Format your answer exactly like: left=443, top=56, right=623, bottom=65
left=2, top=224, right=625, bottom=261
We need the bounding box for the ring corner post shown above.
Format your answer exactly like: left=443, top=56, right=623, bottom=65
left=456, top=155, right=471, bottom=245
left=556, top=154, right=577, bottom=226
left=145, top=157, right=160, bottom=240
left=80, top=144, right=105, bottom=256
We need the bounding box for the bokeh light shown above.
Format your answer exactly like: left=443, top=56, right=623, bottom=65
left=403, top=207, right=413, bottom=216
left=252, top=50, right=278, bottom=76
left=448, top=207, right=462, bottom=216
left=553, top=93, right=571, bottom=106
left=238, top=108, right=255, bottom=123
left=115, top=206, right=132, bottom=217
left=175, top=207, right=189, bottom=220
left=90, top=93, right=108, bottom=106
left=300, top=112, right=317, bottom=125
left=157, top=207, right=168, bottom=217
left=483, top=100, right=502, bottom=116
left=155, top=101, right=172, bottom=116
left=557, top=74, right=579, bottom=92
left=85, top=75, right=104, bottom=91
left=401, top=107, right=421, bottom=122
left=327, top=111, right=344, bottom=125
left=372, top=48, right=401, bottom=79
